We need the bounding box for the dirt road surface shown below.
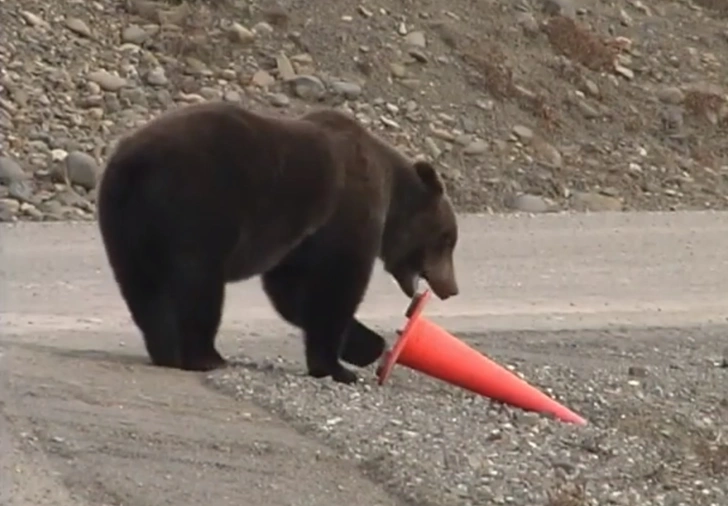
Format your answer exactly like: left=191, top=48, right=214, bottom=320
left=1, top=212, right=728, bottom=505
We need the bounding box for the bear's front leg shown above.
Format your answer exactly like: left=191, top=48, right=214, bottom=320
left=302, top=308, right=359, bottom=384
left=298, top=251, right=376, bottom=385
left=305, top=343, right=358, bottom=384
left=262, top=261, right=386, bottom=370
left=338, top=320, right=386, bottom=368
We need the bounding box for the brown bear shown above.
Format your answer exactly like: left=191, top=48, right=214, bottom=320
left=96, top=101, right=459, bottom=384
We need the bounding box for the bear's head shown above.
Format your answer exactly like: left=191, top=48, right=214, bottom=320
left=383, top=160, right=459, bottom=301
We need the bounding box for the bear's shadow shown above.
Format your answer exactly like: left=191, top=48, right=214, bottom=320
left=12, top=341, right=395, bottom=390
left=60, top=347, right=148, bottom=366
left=14, top=341, right=163, bottom=368
left=15, top=340, right=320, bottom=379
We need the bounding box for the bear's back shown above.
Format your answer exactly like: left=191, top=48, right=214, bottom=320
left=99, top=102, right=347, bottom=282
left=108, top=102, right=340, bottom=198
left=299, top=109, right=410, bottom=234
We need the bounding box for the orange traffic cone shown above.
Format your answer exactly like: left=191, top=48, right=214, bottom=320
left=376, top=289, right=587, bottom=425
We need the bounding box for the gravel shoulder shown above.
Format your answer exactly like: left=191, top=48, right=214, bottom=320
left=211, top=326, right=728, bottom=506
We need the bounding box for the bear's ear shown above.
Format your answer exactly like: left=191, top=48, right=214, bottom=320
left=414, top=160, right=444, bottom=196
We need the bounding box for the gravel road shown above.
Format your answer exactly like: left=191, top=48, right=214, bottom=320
left=1, top=212, right=727, bottom=505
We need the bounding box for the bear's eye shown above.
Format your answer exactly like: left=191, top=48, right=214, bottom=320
left=440, top=232, right=456, bottom=250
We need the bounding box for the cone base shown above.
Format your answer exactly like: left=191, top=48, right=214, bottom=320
left=376, top=290, right=431, bottom=385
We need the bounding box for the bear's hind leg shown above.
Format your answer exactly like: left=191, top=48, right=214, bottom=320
left=113, top=262, right=183, bottom=369
left=168, top=258, right=227, bottom=372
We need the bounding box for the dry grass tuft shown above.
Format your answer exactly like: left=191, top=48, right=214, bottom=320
left=684, top=88, right=726, bottom=125
left=543, top=16, right=616, bottom=72
left=459, top=41, right=517, bottom=100
left=546, top=480, right=587, bottom=506
left=694, top=441, right=728, bottom=476
left=150, top=3, right=224, bottom=61
left=458, top=39, right=562, bottom=128
left=520, top=88, right=563, bottom=131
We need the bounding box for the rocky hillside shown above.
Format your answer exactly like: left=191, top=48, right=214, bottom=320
left=1, top=0, right=728, bottom=222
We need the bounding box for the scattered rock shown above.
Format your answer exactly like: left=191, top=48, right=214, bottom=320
left=570, top=192, right=623, bottom=212
left=0, top=198, right=20, bottom=221
left=64, top=17, right=92, bottom=38
left=512, top=125, right=534, bottom=143
left=407, top=49, right=429, bottom=64
left=577, top=100, right=601, bottom=119
left=223, top=90, right=241, bottom=102
left=0, top=157, right=28, bottom=183
left=87, top=71, right=127, bottom=92
left=65, top=151, right=101, bottom=190
left=252, top=21, right=275, bottom=36
left=508, top=193, right=556, bottom=213
left=146, top=67, right=169, bottom=87
left=614, top=65, right=634, bottom=80
left=516, top=12, right=540, bottom=36
left=330, top=81, right=362, bottom=100
left=657, top=86, right=685, bottom=105
left=53, top=188, right=92, bottom=211
left=229, top=23, right=255, bottom=45
left=661, top=106, right=684, bottom=132
left=424, top=137, right=442, bottom=159
left=268, top=93, right=290, bottom=107
left=20, top=201, right=43, bottom=220
left=390, top=63, right=407, bottom=78
left=582, top=79, right=600, bottom=97
left=251, top=70, right=275, bottom=88
left=199, top=87, right=221, bottom=101
left=404, top=31, right=426, bottom=48
left=122, top=24, right=149, bottom=44
left=37, top=199, right=68, bottom=220
left=7, top=180, right=36, bottom=203
left=276, top=53, right=296, bottom=81
left=20, top=11, right=50, bottom=29
left=533, top=140, right=563, bottom=168
left=463, top=139, right=489, bottom=155
left=290, top=75, right=326, bottom=101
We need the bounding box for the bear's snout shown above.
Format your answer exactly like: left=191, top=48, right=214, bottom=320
left=430, top=279, right=459, bottom=300
left=424, top=264, right=459, bottom=300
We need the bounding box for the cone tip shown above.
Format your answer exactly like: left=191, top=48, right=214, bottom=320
left=553, top=409, right=588, bottom=426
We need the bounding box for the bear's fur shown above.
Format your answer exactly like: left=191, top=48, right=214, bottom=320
left=96, top=101, right=459, bottom=383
